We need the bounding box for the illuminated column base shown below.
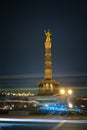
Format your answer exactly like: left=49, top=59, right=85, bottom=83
left=38, top=80, right=60, bottom=96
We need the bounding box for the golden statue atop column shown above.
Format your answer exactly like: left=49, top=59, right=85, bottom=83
left=44, top=30, right=51, bottom=42
left=44, top=30, right=52, bottom=48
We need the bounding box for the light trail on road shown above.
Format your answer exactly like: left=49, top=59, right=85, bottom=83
left=0, top=117, right=87, bottom=123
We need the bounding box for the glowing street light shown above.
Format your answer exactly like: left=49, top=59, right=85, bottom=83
left=67, top=89, right=73, bottom=95
left=68, top=103, right=73, bottom=108
left=60, top=89, right=65, bottom=95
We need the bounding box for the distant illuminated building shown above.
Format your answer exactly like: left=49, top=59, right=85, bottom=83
left=38, top=30, right=60, bottom=95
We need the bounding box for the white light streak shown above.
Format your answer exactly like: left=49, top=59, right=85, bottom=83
left=0, top=118, right=87, bottom=123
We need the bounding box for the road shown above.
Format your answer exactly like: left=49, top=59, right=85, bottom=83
left=0, top=117, right=87, bottom=130
left=0, top=122, right=87, bottom=130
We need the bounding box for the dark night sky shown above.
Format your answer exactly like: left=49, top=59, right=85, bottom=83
left=0, top=0, right=87, bottom=78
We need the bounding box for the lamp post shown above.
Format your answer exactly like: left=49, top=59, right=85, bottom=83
left=59, top=88, right=73, bottom=108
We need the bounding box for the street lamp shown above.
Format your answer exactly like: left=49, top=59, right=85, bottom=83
left=68, top=103, right=73, bottom=108
left=67, top=89, right=73, bottom=95
left=60, top=89, right=65, bottom=95
left=60, top=89, right=73, bottom=95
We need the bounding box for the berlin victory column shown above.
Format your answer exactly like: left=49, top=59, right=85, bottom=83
left=38, top=30, right=60, bottom=95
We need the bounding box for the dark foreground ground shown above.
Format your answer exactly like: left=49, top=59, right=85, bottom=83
left=0, top=122, right=87, bottom=130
